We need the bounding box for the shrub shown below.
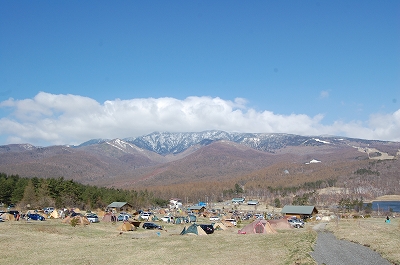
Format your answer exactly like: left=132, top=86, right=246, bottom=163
left=70, top=217, right=79, bottom=227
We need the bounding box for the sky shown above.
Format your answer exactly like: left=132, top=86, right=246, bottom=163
left=0, top=1, right=399, bottom=146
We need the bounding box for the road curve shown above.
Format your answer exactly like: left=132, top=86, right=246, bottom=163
left=310, top=223, right=391, bottom=265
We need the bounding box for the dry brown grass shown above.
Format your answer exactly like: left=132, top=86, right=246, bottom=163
left=326, top=217, right=400, bottom=264
left=0, top=218, right=317, bottom=265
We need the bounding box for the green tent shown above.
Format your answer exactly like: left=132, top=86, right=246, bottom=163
left=180, top=224, right=207, bottom=235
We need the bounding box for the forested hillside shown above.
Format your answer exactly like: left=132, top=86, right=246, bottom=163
left=0, top=173, right=167, bottom=210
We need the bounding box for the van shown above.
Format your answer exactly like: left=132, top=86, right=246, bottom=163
left=140, top=212, right=152, bottom=220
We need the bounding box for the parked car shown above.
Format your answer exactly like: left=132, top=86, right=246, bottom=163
left=142, top=222, right=162, bottom=230
left=288, top=218, right=304, bottom=228
left=161, top=216, right=174, bottom=223
left=209, top=216, right=220, bottom=221
left=118, top=213, right=132, bottom=221
left=8, top=210, right=19, bottom=216
left=254, top=213, right=264, bottom=219
left=200, top=224, right=214, bottom=234
left=43, top=207, right=54, bottom=214
left=27, top=213, right=45, bottom=221
left=140, top=212, right=152, bottom=220
left=86, top=214, right=99, bottom=223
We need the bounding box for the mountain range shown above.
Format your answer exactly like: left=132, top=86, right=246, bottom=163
left=0, top=131, right=399, bottom=200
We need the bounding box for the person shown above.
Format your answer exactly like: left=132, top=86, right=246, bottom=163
left=386, top=216, right=390, bottom=223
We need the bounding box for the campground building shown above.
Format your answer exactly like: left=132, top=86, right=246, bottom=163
left=231, top=198, right=245, bottom=204
left=281, top=205, right=318, bottom=219
left=106, top=202, right=134, bottom=213
left=247, top=200, right=259, bottom=205
left=187, top=205, right=206, bottom=214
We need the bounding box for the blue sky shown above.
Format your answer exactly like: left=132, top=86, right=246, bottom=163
left=1, top=1, right=399, bottom=146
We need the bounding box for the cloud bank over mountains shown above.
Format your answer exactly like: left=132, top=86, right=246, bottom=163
left=1, top=92, right=399, bottom=146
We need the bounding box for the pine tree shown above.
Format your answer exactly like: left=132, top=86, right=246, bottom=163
left=20, top=180, right=37, bottom=208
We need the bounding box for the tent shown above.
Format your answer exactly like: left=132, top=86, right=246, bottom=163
left=96, top=210, right=106, bottom=218
left=102, top=212, right=116, bottom=222
left=268, top=218, right=292, bottom=230
left=180, top=224, right=207, bottom=236
left=238, top=220, right=277, bottom=234
left=222, top=220, right=235, bottom=227
left=1, top=213, right=15, bottom=221
left=175, top=216, right=187, bottom=224
left=118, top=222, right=136, bottom=231
left=213, top=222, right=228, bottom=230
left=63, top=215, right=90, bottom=225
left=50, top=210, right=60, bottom=219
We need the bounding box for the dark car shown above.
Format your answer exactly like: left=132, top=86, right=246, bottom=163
left=27, top=213, right=45, bottom=221
left=142, top=222, right=162, bottom=230
left=200, top=224, right=214, bottom=234
left=8, top=210, right=19, bottom=216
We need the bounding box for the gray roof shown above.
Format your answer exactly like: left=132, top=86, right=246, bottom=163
left=281, top=205, right=318, bottom=215
left=107, top=202, right=128, bottom=208
left=187, top=206, right=205, bottom=210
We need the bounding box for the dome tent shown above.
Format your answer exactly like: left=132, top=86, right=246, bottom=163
left=238, top=220, right=277, bottom=234
left=180, top=224, right=207, bottom=236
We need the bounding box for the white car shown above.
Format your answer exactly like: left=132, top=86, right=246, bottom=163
left=254, top=213, right=264, bottom=219
left=288, top=218, right=304, bottom=228
left=140, top=212, right=152, bottom=220
left=161, top=216, right=174, bottom=223
left=43, top=207, right=54, bottom=214
left=209, top=216, right=220, bottom=221
left=86, top=214, right=99, bottom=223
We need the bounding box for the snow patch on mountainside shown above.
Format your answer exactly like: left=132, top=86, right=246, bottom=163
left=21, top=144, right=35, bottom=150
left=306, top=159, right=321, bottom=164
left=314, top=138, right=330, bottom=144
left=106, top=139, right=145, bottom=153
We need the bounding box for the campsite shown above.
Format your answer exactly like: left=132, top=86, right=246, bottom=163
left=0, top=215, right=316, bottom=265
left=1, top=212, right=399, bottom=265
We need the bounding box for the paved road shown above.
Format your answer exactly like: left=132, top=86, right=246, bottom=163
left=310, top=223, right=391, bottom=265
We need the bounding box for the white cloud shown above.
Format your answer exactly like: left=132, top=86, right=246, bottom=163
left=319, top=90, right=330, bottom=99
left=0, top=92, right=399, bottom=145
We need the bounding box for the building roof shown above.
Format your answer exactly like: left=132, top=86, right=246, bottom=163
left=107, top=202, right=129, bottom=208
left=281, top=205, right=318, bottom=215
left=187, top=205, right=206, bottom=210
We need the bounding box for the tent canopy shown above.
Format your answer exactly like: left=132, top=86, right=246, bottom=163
left=238, top=220, right=277, bottom=234
left=180, top=224, right=207, bottom=236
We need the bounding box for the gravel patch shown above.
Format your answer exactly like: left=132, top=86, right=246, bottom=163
left=311, top=223, right=391, bottom=265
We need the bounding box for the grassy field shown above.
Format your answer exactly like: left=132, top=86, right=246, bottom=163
left=0, top=218, right=316, bottom=265
left=326, top=216, right=400, bottom=264
left=2, top=216, right=398, bottom=265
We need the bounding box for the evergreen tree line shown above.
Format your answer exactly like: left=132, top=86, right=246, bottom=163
left=0, top=173, right=168, bottom=210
